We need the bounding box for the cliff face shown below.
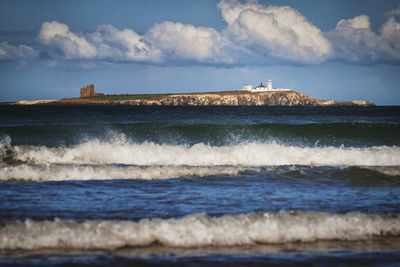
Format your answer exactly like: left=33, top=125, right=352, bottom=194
left=317, top=99, right=374, bottom=106
left=110, top=91, right=320, bottom=106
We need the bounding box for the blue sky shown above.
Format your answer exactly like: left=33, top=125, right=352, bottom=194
left=0, top=0, right=399, bottom=104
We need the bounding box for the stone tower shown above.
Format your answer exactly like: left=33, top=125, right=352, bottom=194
left=80, top=84, right=95, bottom=97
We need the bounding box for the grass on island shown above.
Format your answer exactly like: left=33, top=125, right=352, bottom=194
left=89, top=94, right=173, bottom=101
left=86, top=91, right=245, bottom=101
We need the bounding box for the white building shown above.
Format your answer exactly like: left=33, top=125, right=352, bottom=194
left=267, top=79, right=272, bottom=90
left=255, top=82, right=267, bottom=91
left=242, top=79, right=291, bottom=92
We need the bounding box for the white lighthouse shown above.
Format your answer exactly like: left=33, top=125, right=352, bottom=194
left=267, top=79, right=272, bottom=90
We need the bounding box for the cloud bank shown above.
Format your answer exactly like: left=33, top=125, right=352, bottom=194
left=38, top=20, right=235, bottom=64
left=13, top=0, right=400, bottom=66
left=0, top=42, right=38, bottom=61
left=325, top=11, right=400, bottom=63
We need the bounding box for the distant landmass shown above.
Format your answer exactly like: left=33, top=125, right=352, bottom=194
left=4, top=83, right=374, bottom=106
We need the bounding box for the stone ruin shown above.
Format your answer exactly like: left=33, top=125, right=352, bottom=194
left=80, top=84, right=104, bottom=97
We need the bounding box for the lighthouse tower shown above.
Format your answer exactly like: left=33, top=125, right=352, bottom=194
left=267, top=79, right=272, bottom=90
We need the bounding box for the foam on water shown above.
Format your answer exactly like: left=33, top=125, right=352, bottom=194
left=3, top=164, right=399, bottom=182
left=1, top=212, right=399, bottom=250
left=362, top=166, right=400, bottom=177
left=2, top=137, right=400, bottom=167
left=0, top=164, right=257, bottom=181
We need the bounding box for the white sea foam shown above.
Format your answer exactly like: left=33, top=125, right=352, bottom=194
left=0, top=164, right=256, bottom=182
left=1, top=212, right=399, bottom=250
left=3, top=138, right=400, bottom=166
left=362, top=166, right=400, bottom=177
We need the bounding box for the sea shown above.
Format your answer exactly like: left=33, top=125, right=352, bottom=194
left=0, top=105, right=399, bottom=266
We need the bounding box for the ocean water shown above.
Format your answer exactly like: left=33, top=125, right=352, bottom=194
left=0, top=105, right=399, bottom=266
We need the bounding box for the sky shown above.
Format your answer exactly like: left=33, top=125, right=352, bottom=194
left=0, top=0, right=400, bottom=105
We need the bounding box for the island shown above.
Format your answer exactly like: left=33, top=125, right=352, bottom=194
left=5, top=81, right=374, bottom=106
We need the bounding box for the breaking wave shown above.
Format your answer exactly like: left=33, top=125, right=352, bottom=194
left=1, top=137, right=400, bottom=167
left=360, top=166, right=400, bottom=177
left=0, top=164, right=257, bottom=182
left=1, top=211, right=399, bottom=250
left=2, top=165, right=400, bottom=182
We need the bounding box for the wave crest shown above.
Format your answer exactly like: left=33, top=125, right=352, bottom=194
left=3, top=138, right=400, bottom=166
left=1, top=212, right=399, bottom=250
left=0, top=164, right=257, bottom=182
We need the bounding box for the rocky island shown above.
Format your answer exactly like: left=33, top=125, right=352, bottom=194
left=51, top=90, right=371, bottom=106
left=6, top=82, right=374, bottom=106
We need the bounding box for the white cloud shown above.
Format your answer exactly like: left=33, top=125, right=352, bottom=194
left=39, top=21, right=161, bottom=62
left=336, top=15, right=371, bottom=29
left=326, top=8, right=400, bottom=63
left=381, top=15, right=400, bottom=53
left=218, top=0, right=332, bottom=64
left=0, top=42, right=38, bottom=61
left=146, top=21, right=233, bottom=63
left=39, top=21, right=96, bottom=59
left=90, top=25, right=161, bottom=62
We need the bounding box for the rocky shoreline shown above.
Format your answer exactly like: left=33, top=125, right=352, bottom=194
left=6, top=90, right=374, bottom=106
